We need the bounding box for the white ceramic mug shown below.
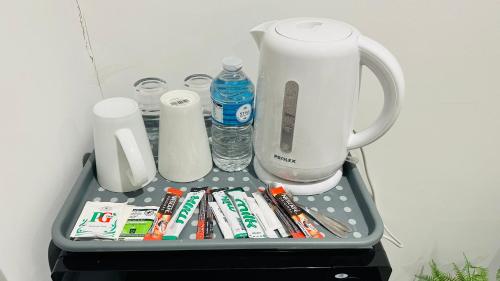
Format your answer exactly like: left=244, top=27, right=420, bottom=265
left=158, top=90, right=212, bottom=182
left=93, top=97, right=156, bottom=192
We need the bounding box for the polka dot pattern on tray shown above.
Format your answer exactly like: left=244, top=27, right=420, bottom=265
left=83, top=164, right=369, bottom=241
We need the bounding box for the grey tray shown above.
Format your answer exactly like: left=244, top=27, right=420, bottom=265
left=52, top=154, right=383, bottom=252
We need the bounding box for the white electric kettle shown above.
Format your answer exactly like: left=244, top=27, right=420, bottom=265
left=250, top=18, right=404, bottom=195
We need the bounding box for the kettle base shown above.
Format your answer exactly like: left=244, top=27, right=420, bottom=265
left=253, top=159, right=342, bottom=195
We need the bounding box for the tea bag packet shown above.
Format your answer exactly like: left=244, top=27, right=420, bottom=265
left=208, top=201, right=233, bottom=239
left=70, top=201, right=132, bottom=240
left=119, top=206, right=159, bottom=241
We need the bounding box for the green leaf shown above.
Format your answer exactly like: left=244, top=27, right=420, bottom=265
left=417, top=255, right=491, bottom=281
left=453, top=263, right=466, bottom=281
left=463, top=254, right=471, bottom=274
left=414, top=275, right=434, bottom=281
left=429, top=260, right=451, bottom=281
left=470, top=267, right=488, bottom=280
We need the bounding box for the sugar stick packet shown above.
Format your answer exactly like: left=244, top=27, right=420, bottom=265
left=212, top=188, right=248, bottom=239
left=252, top=192, right=286, bottom=238
left=143, top=187, right=183, bottom=240
left=226, top=187, right=266, bottom=238
left=119, top=206, right=158, bottom=241
left=70, top=201, right=132, bottom=240
left=196, top=189, right=214, bottom=239
left=245, top=196, right=278, bottom=238
left=163, top=187, right=206, bottom=240
left=270, top=186, right=324, bottom=239
left=208, top=201, right=233, bottom=239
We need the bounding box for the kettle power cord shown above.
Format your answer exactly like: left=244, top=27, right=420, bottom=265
left=358, top=146, right=404, bottom=248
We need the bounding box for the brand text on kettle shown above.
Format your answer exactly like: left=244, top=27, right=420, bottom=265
left=274, top=154, right=296, bottom=163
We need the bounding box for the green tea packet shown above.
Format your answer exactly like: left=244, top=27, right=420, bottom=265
left=119, top=206, right=158, bottom=241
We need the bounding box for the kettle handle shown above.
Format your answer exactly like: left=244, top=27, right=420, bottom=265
left=347, top=35, right=405, bottom=149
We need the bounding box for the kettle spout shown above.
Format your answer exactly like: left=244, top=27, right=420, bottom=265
left=250, top=20, right=278, bottom=48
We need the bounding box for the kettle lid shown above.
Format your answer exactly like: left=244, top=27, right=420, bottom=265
left=275, top=18, right=352, bottom=43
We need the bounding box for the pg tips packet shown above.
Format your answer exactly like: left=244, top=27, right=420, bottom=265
left=70, top=201, right=132, bottom=240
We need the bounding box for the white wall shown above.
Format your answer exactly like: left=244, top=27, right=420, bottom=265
left=0, top=0, right=101, bottom=280
left=76, top=0, right=500, bottom=280
left=1, top=1, right=499, bottom=280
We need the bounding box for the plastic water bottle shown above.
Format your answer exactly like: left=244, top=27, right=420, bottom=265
left=211, top=57, right=255, bottom=172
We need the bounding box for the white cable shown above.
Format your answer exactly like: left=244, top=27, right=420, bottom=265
left=359, top=146, right=404, bottom=248
left=359, top=146, right=376, bottom=202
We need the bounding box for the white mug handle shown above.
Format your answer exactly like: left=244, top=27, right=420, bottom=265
left=347, top=35, right=405, bottom=149
left=115, top=128, right=149, bottom=187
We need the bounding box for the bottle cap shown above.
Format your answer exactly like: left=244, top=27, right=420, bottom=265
left=222, top=57, right=243, bottom=71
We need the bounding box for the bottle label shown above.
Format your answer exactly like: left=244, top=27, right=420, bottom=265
left=211, top=99, right=254, bottom=126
